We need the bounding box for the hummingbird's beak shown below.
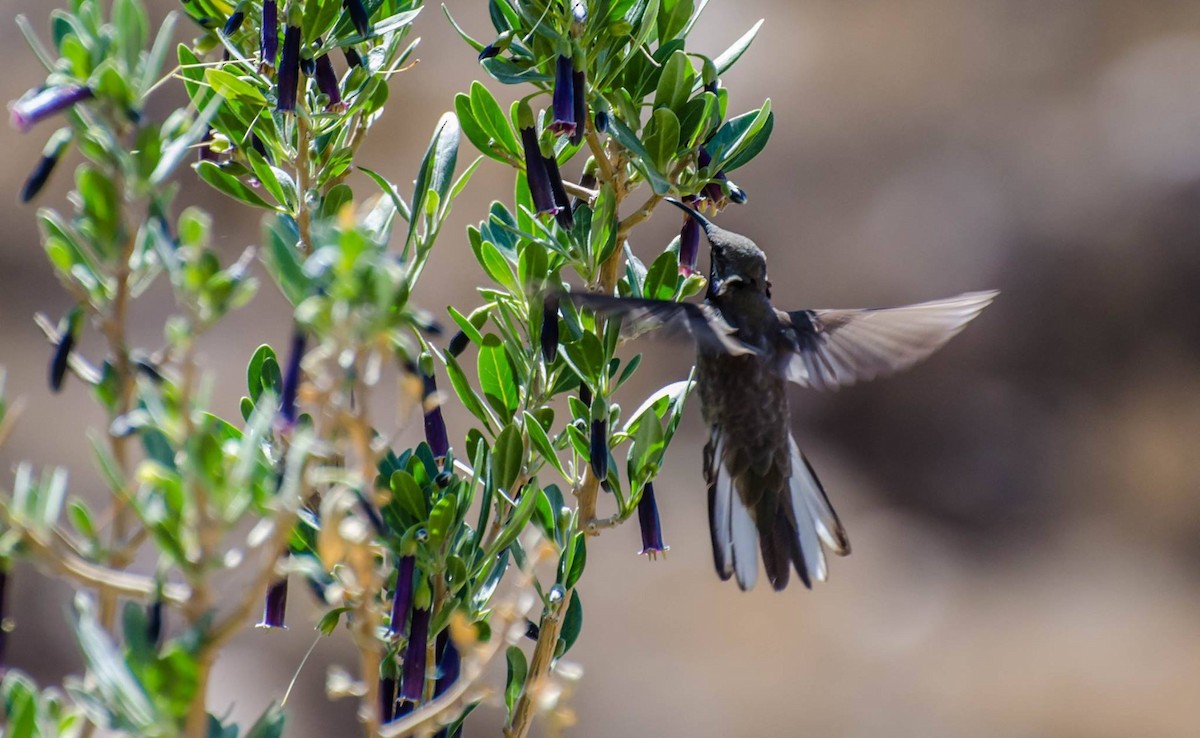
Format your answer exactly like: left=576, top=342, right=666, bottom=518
left=664, top=197, right=713, bottom=235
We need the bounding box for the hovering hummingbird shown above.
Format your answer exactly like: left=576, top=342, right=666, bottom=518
left=565, top=199, right=996, bottom=591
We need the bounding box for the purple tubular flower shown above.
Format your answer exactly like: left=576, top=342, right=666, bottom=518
left=380, top=674, right=398, bottom=723
left=478, top=43, right=501, bottom=61
left=21, top=128, right=70, bottom=202
left=278, top=329, right=306, bottom=428
left=345, top=0, right=371, bottom=37
left=261, top=1, right=279, bottom=70
left=49, top=309, right=79, bottom=393
left=399, top=606, right=430, bottom=702
left=256, top=576, right=289, bottom=629
left=679, top=205, right=701, bottom=274
left=541, top=293, right=560, bottom=363
left=543, top=153, right=574, bottom=230
left=314, top=53, right=345, bottom=111
left=420, top=365, right=450, bottom=459
left=343, top=46, right=363, bottom=68
left=276, top=23, right=301, bottom=112
left=434, top=629, right=460, bottom=698
left=300, top=55, right=316, bottom=77
left=147, top=597, right=164, bottom=648
left=594, top=110, right=609, bottom=134
left=9, top=86, right=93, bottom=133
left=223, top=4, right=246, bottom=35
left=589, top=418, right=608, bottom=480
left=570, top=68, right=587, bottom=146
left=578, top=383, right=592, bottom=410
left=637, top=482, right=669, bottom=559
left=549, top=55, right=577, bottom=137
left=388, top=555, right=416, bottom=638
left=446, top=330, right=470, bottom=358
left=520, top=125, right=560, bottom=217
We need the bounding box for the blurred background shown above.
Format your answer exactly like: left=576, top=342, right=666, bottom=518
left=5, top=0, right=1200, bottom=735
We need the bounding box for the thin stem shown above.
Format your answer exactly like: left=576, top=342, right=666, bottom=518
left=505, top=586, right=574, bottom=738
left=296, top=114, right=313, bottom=256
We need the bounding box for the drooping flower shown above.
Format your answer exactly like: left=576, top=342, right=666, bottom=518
left=380, top=674, right=398, bottom=723
left=637, top=482, right=669, bottom=559
left=696, top=147, right=748, bottom=212
left=276, top=21, right=302, bottom=112
left=542, top=152, right=574, bottom=230
left=589, top=418, right=608, bottom=481
left=343, top=46, right=363, bottom=68
left=571, top=67, right=587, bottom=146
left=578, top=383, right=592, bottom=410
left=399, top=606, right=430, bottom=702
left=541, top=293, right=560, bottom=363
left=9, top=86, right=93, bottom=133
left=345, top=0, right=370, bottom=38
left=478, top=30, right=513, bottom=62
left=419, top=355, right=449, bottom=459
left=446, top=330, right=470, bottom=358
left=278, top=329, right=306, bottom=429
left=256, top=575, right=289, bottom=629
left=678, top=199, right=701, bottom=275
left=314, top=53, right=346, bottom=112
left=260, top=0, right=279, bottom=71
left=388, top=555, right=416, bottom=638
left=518, top=104, right=560, bottom=217
left=223, top=2, right=246, bottom=35
left=549, top=55, right=577, bottom=138
left=434, top=628, right=460, bottom=698
left=21, top=127, right=71, bottom=202
left=48, top=307, right=81, bottom=393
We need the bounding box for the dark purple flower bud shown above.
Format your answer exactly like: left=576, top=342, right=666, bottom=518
left=419, top=358, right=450, bottom=459
left=250, top=132, right=271, bottom=162
left=399, top=606, right=430, bottom=702
left=541, top=293, right=560, bottom=363
left=9, top=86, right=93, bottom=133
left=276, top=23, right=302, bottom=112
left=314, top=53, right=345, bottom=111
left=380, top=674, right=398, bottom=723
left=637, top=482, right=669, bottom=559
left=147, top=597, right=164, bottom=648
left=728, top=183, right=748, bottom=204
left=343, top=46, right=363, bottom=68
left=345, top=0, right=371, bottom=37
left=524, top=619, right=540, bottom=640
left=570, top=68, right=587, bottom=146
left=542, top=153, right=573, bottom=230
left=261, top=1, right=279, bottom=70
left=300, top=55, right=316, bottom=77
left=478, top=43, right=501, bottom=61
left=578, top=383, right=592, bottom=410
left=223, top=3, right=246, bottom=35
left=49, top=308, right=81, bottom=393
left=21, top=128, right=70, bottom=203
left=520, top=124, right=560, bottom=217
left=594, top=110, right=609, bottom=134
left=388, top=555, right=416, bottom=638
left=446, top=330, right=470, bottom=358
left=256, top=576, right=289, bottom=629
left=278, top=329, right=306, bottom=428
left=549, top=55, right=577, bottom=138
left=589, top=418, right=608, bottom=480
left=434, top=629, right=460, bottom=698
left=678, top=206, right=701, bottom=274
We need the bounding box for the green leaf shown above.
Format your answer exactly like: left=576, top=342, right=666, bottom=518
left=427, top=493, right=457, bottom=549
left=657, top=0, right=694, bottom=41
left=523, top=410, right=566, bottom=478
left=477, top=335, right=519, bottom=421
left=644, top=108, right=681, bottom=173
left=653, top=50, right=694, bottom=116
left=558, top=589, right=583, bottom=655
left=563, top=532, right=586, bottom=589
left=194, top=160, right=276, bottom=210
left=359, top=166, right=412, bottom=223
left=606, top=117, right=672, bottom=195
left=407, top=112, right=460, bottom=252
left=588, top=183, right=618, bottom=266
left=714, top=18, right=764, bottom=74
left=504, top=646, right=527, bottom=716
left=492, top=423, right=524, bottom=491
left=390, top=470, right=428, bottom=524
left=262, top=214, right=309, bottom=305
left=243, top=704, right=286, bottom=738
left=643, top=249, right=680, bottom=301
left=204, top=68, right=267, bottom=105
left=444, top=353, right=494, bottom=432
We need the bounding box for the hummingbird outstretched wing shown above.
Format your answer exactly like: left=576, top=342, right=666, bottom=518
left=563, top=293, right=758, bottom=357
left=778, top=290, right=997, bottom=391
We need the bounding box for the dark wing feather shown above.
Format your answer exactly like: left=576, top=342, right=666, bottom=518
left=779, top=290, right=997, bottom=390
left=564, top=293, right=758, bottom=356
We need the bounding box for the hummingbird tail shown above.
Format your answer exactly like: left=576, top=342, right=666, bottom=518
left=784, top=434, right=851, bottom=584
left=705, top=429, right=758, bottom=591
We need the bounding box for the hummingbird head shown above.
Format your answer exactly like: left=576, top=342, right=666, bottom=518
left=664, top=198, right=770, bottom=298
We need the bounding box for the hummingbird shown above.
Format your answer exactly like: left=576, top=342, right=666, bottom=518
left=565, top=199, right=996, bottom=591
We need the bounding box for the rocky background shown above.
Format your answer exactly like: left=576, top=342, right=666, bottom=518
left=3, top=1, right=1200, bottom=735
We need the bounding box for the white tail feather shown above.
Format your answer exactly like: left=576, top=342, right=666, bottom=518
left=730, top=490, right=758, bottom=591
left=788, top=436, right=829, bottom=583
